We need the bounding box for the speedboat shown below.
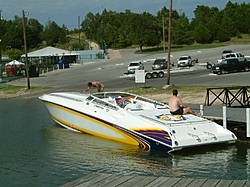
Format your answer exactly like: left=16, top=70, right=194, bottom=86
left=39, top=91, right=237, bottom=153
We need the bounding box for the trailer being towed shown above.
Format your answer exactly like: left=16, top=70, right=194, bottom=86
left=124, top=69, right=166, bottom=79
left=144, top=70, right=166, bottom=79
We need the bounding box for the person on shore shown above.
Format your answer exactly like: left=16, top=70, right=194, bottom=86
left=83, top=81, right=104, bottom=93
left=168, top=89, right=196, bottom=115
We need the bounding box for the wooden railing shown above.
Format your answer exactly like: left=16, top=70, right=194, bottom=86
left=205, top=86, right=250, bottom=107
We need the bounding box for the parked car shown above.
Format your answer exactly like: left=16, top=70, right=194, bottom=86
left=127, top=61, right=144, bottom=74
left=177, top=55, right=192, bottom=67
left=152, top=58, right=167, bottom=70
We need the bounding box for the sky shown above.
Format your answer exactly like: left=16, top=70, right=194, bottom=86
left=1, top=0, right=249, bottom=30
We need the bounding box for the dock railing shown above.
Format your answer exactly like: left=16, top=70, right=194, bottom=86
left=205, top=86, right=250, bottom=107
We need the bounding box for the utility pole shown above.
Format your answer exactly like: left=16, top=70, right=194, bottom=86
left=22, top=10, right=30, bottom=89
left=167, top=0, right=172, bottom=85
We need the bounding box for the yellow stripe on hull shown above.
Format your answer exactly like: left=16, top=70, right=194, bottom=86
left=45, top=102, right=148, bottom=149
left=130, top=127, right=162, bottom=131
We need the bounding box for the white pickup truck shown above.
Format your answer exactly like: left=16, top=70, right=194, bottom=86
left=217, top=52, right=246, bottom=63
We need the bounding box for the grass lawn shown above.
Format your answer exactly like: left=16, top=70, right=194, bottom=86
left=0, top=84, right=49, bottom=99
left=135, top=44, right=228, bottom=54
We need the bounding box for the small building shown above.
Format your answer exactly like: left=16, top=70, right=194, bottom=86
left=20, top=46, right=80, bottom=65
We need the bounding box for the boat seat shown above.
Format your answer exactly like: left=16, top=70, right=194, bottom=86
left=124, top=102, right=143, bottom=110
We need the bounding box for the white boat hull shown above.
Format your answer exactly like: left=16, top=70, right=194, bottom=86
left=39, top=92, right=237, bottom=153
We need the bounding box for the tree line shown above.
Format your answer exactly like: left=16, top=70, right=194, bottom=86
left=1, top=1, right=250, bottom=60
left=82, top=1, right=250, bottom=51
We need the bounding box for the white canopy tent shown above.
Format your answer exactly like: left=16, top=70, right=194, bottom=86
left=5, top=60, right=25, bottom=66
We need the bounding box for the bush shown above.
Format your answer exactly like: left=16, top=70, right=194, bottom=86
left=96, top=52, right=104, bottom=59
left=236, top=31, right=242, bottom=39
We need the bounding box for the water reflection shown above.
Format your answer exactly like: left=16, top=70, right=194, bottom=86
left=43, top=123, right=250, bottom=182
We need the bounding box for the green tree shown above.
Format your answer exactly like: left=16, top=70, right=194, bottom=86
left=43, top=20, right=62, bottom=46
left=3, top=16, right=24, bottom=50
left=117, top=34, right=131, bottom=49
left=58, top=24, right=68, bottom=44
left=192, top=5, right=215, bottom=26
left=205, top=18, right=219, bottom=42
left=217, top=27, right=230, bottom=42
left=216, top=12, right=235, bottom=43
left=221, top=2, right=238, bottom=36
left=2, top=1, right=250, bottom=54
left=101, top=10, right=120, bottom=48
left=26, top=18, right=43, bottom=48
left=193, top=24, right=211, bottom=44
left=6, top=48, right=23, bottom=60
left=127, top=12, right=161, bottom=51
left=117, top=10, right=134, bottom=48
left=191, top=5, right=220, bottom=43
left=172, top=16, right=194, bottom=45
left=239, top=3, right=250, bottom=33
left=82, top=12, right=104, bottom=48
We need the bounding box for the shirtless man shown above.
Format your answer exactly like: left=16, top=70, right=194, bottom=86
left=168, top=89, right=195, bottom=115
left=83, top=81, right=104, bottom=92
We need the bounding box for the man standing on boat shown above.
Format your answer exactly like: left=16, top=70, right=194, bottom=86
left=168, top=89, right=196, bottom=115
left=83, top=81, right=104, bottom=93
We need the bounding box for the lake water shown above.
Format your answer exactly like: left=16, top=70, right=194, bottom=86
left=0, top=99, right=250, bottom=187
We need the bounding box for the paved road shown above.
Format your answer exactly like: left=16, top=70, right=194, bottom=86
left=7, top=45, right=250, bottom=91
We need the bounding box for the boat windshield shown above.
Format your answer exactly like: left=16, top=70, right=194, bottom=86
left=86, top=95, right=119, bottom=111
left=91, top=92, right=165, bottom=107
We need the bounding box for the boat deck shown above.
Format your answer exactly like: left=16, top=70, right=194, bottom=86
left=61, top=173, right=250, bottom=187
left=128, top=107, right=207, bottom=126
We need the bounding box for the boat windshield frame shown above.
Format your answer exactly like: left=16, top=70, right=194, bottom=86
left=91, top=92, right=166, bottom=107
left=86, top=95, right=119, bottom=111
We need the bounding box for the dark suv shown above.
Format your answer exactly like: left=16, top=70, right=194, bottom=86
left=152, top=58, right=167, bottom=70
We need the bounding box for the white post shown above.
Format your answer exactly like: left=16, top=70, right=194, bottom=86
left=247, top=108, right=250, bottom=138
left=200, top=105, right=203, bottom=117
left=223, top=106, right=227, bottom=129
